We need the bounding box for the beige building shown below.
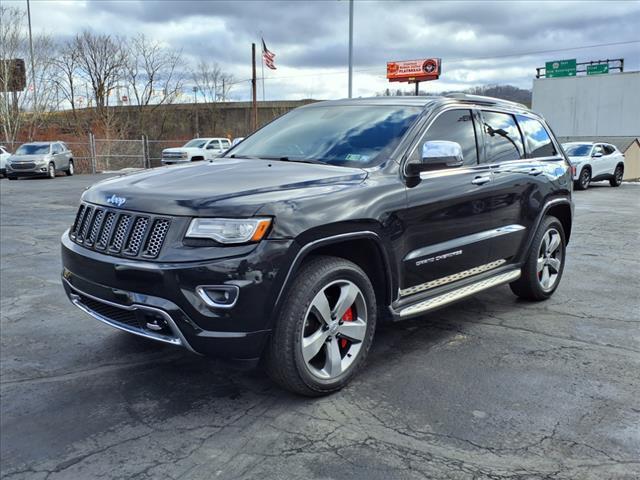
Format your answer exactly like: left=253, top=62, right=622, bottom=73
left=558, top=136, right=640, bottom=181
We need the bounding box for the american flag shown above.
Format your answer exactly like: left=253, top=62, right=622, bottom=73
left=262, top=38, right=276, bottom=70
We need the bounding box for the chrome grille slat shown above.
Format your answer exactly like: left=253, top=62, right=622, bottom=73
left=70, top=204, right=171, bottom=260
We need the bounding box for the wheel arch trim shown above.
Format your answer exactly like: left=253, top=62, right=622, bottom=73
left=522, top=198, right=573, bottom=258
left=273, top=231, right=394, bottom=319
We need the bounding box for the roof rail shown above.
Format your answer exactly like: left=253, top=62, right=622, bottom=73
left=444, top=93, right=527, bottom=110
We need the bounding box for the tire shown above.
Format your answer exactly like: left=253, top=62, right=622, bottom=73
left=609, top=165, right=623, bottom=187
left=574, top=167, right=590, bottom=190
left=47, top=162, right=56, bottom=179
left=510, top=216, right=566, bottom=301
left=265, top=255, right=377, bottom=396
left=65, top=160, right=74, bottom=176
left=8, top=175, right=17, bottom=180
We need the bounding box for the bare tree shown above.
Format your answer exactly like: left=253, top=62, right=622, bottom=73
left=0, top=5, right=57, bottom=144
left=123, top=34, right=184, bottom=135
left=72, top=30, right=127, bottom=135
left=192, top=60, right=234, bottom=103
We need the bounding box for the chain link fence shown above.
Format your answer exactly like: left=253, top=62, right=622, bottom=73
left=2, top=136, right=193, bottom=173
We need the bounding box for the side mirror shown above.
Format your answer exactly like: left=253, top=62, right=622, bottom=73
left=407, top=140, right=464, bottom=175
left=592, top=151, right=603, bottom=158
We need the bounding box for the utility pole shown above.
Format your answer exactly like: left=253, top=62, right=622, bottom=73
left=348, top=0, right=354, bottom=98
left=26, top=0, right=37, bottom=110
left=252, top=43, right=258, bottom=131
left=193, top=86, right=199, bottom=137
left=415, top=81, right=419, bottom=96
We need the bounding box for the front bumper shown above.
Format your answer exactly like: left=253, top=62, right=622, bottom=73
left=161, top=158, right=190, bottom=164
left=6, top=163, right=49, bottom=176
left=61, top=231, right=295, bottom=359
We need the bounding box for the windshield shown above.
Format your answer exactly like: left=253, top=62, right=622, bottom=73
left=16, top=144, right=50, bottom=155
left=228, top=105, right=421, bottom=167
left=184, top=139, right=208, bottom=148
left=563, top=144, right=592, bottom=156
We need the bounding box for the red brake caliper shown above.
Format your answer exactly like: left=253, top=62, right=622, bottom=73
left=340, top=306, right=354, bottom=349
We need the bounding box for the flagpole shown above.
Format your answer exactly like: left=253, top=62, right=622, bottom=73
left=260, top=32, right=265, bottom=101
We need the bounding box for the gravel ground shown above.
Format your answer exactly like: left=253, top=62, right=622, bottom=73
left=1, top=174, right=639, bottom=480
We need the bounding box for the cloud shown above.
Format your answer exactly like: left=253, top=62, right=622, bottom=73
left=7, top=0, right=640, bottom=100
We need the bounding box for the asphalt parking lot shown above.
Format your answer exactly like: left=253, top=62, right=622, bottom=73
left=1, top=174, right=639, bottom=480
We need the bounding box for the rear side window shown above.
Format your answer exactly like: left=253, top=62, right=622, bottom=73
left=414, top=109, right=478, bottom=166
left=516, top=115, right=556, bottom=158
left=603, top=144, right=616, bottom=155
left=481, top=111, right=524, bottom=163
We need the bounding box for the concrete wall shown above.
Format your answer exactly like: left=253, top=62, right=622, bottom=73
left=532, top=71, right=640, bottom=137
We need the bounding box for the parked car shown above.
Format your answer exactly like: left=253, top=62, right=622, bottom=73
left=161, top=138, right=231, bottom=165
left=562, top=142, right=625, bottom=190
left=61, top=95, right=573, bottom=396
left=0, top=145, right=11, bottom=177
left=6, top=141, right=74, bottom=180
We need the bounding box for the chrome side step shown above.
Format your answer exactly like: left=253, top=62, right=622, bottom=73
left=398, top=269, right=521, bottom=318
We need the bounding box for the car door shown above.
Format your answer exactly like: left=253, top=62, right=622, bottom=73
left=602, top=144, right=618, bottom=175
left=479, top=112, right=560, bottom=264
left=590, top=144, right=607, bottom=176
left=398, top=108, right=499, bottom=296
left=205, top=140, right=222, bottom=159
left=57, top=143, right=70, bottom=170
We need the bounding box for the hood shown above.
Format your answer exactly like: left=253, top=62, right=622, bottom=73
left=82, top=158, right=368, bottom=216
left=567, top=156, right=587, bottom=165
left=162, top=147, right=204, bottom=153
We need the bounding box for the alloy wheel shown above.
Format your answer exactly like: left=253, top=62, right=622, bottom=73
left=48, top=164, right=55, bottom=178
left=69, top=162, right=74, bottom=175
left=615, top=167, right=623, bottom=184
left=537, top=228, right=563, bottom=291
left=300, top=279, right=367, bottom=380
left=580, top=169, right=590, bottom=189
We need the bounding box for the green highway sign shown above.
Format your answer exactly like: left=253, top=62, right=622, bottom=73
left=587, top=64, right=609, bottom=75
left=545, top=59, right=576, bottom=78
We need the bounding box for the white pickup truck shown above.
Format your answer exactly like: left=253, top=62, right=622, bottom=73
left=161, top=138, right=231, bottom=165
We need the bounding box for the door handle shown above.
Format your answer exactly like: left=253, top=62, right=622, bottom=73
left=471, top=175, right=492, bottom=185
left=528, top=168, right=543, bottom=176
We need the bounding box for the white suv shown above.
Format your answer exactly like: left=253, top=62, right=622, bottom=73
left=563, top=142, right=625, bottom=190
left=161, top=138, right=231, bottom=165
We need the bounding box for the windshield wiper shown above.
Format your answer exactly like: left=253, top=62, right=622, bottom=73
left=263, top=156, right=327, bottom=165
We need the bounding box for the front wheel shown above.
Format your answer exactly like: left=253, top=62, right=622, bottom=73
left=265, top=256, right=377, bottom=396
left=510, top=216, right=566, bottom=301
left=610, top=165, right=623, bottom=187
left=574, top=168, right=590, bottom=190
left=47, top=162, right=56, bottom=179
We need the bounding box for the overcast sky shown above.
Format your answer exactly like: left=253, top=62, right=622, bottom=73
left=8, top=0, right=640, bottom=101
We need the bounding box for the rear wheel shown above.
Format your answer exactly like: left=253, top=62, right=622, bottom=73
left=47, top=162, right=56, bottom=179
left=510, top=216, right=566, bottom=301
left=65, top=160, right=74, bottom=176
left=265, top=256, right=377, bottom=396
left=574, top=168, right=590, bottom=190
left=610, top=165, right=623, bottom=187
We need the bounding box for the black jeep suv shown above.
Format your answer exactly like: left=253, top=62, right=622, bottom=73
left=61, top=95, right=573, bottom=396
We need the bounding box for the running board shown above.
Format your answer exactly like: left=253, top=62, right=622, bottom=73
left=397, top=269, right=521, bottom=318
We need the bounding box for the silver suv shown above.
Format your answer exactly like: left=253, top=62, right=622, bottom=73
left=6, top=141, right=74, bottom=180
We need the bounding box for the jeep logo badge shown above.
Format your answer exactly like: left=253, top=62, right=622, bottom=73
left=106, top=194, right=127, bottom=207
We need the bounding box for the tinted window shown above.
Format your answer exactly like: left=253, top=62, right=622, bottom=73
left=229, top=105, right=421, bottom=167
left=15, top=144, right=50, bottom=155
left=603, top=145, right=616, bottom=155
left=516, top=115, right=556, bottom=158
left=563, top=144, right=592, bottom=156
left=481, top=111, right=524, bottom=163
left=413, top=109, right=478, bottom=165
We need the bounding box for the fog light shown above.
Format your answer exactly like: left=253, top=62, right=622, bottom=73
left=196, top=285, right=239, bottom=308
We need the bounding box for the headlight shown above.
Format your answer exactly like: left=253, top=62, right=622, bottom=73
left=181, top=152, right=188, bottom=159
left=185, top=218, right=272, bottom=244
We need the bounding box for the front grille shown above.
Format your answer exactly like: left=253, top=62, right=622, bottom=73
left=11, top=162, right=36, bottom=170
left=162, top=152, right=185, bottom=159
left=70, top=203, right=170, bottom=259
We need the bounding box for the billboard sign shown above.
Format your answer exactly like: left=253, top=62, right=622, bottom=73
left=545, top=59, right=576, bottom=78
left=387, top=58, right=441, bottom=83
left=587, top=64, right=609, bottom=75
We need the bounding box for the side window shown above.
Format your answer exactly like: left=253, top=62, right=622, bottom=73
left=481, top=111, right=524, bottom=163
left=222, top=140, right=231, bottom=149
left=516, top=115, right=556, bottom=158
left=593, top=145, right=604, bottom=156
left=52, top=144, right=61, bottom=154
left=206, top=141, right=219, bottom=150
left=412, top=109, right=478, bottom=166
left=602, top=145, right=615, bottom=155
